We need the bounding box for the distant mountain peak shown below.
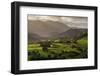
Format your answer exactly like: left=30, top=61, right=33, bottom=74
left=28, top=20, right=87, bottom=41
left=28, top=20, right=70, bottom=38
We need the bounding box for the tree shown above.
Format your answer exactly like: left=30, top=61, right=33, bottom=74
left=40, top=41, right=51, bottom=51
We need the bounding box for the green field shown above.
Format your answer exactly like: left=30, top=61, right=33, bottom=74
left=28, top=37, right=88, bottom=61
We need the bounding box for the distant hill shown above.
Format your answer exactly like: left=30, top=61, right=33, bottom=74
left=28, top=20, right=87, bottom=41
left=28, top=20, right=70, bottom=38
left=57, top=28, right=87, bottom=39
left=28, top=33, right=42, bottom=42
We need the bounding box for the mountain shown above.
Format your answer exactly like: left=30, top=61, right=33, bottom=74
left=28, top=33, right=42, bottom=42
left=57, top=28, right=87, bottom=39
left=28, top=20, right=87, bottom=41
left=28, top=20, right=70, bottom=38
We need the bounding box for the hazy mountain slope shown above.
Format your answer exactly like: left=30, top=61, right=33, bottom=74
left=28, top=20, right=70, bottom=38
left=28, top=33, right=42, bottom=42
left=28, top=20, right=87, bottom=41
left=57, top=28, right=87, bottom=39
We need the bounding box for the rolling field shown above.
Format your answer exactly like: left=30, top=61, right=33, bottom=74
left=28, top=37, right=88, bottom=61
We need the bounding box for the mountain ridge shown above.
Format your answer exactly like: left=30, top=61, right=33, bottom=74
left=28, top=20, right=87, bottom=41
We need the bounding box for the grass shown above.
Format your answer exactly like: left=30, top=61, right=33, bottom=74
left=28, top=37, right=88, bottom=61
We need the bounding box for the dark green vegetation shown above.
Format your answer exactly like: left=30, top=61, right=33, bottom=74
left=28, top=35, right=88, bottom=61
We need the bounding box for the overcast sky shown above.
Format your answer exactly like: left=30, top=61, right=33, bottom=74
left=28, top=15, right=88, bottom=29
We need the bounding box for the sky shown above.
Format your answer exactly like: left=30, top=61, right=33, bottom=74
left=28, top=15, right=88, bottom=29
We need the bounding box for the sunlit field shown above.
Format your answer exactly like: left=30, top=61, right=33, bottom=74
left=28, top=37, right=88, bottom=61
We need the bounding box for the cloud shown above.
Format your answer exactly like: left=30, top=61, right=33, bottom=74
left=28, top=15, right=88, bottom=28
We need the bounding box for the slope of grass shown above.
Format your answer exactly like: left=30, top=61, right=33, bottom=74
left=28, top=36, right=88, bottom=61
